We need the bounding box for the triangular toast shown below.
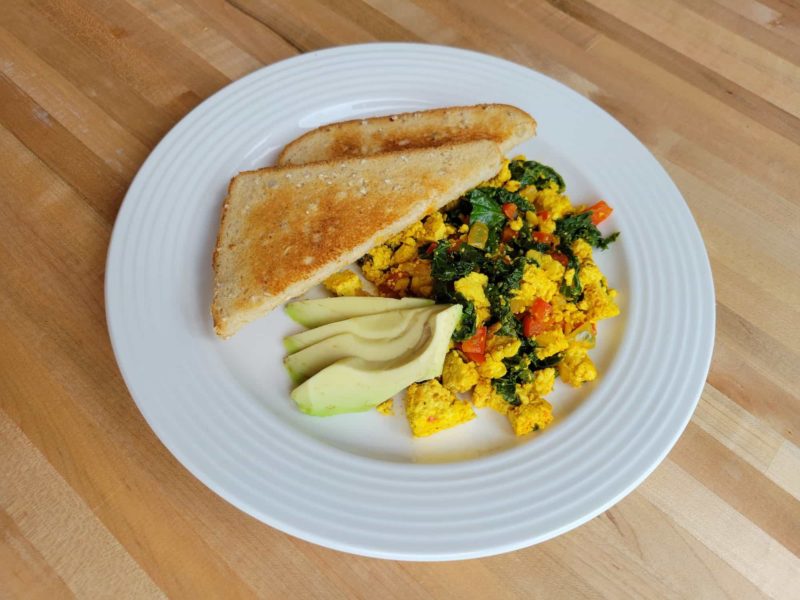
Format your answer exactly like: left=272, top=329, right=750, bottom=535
left=212, top=140, right=503, bottom=337
left=277, top=104, right=535, bottom=166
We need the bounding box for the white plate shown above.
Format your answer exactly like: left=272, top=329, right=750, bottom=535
left=106, top=44, right=715, bottom=560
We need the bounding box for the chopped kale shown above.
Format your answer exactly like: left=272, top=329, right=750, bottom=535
left=466, top=188, right=506, bottom=228
left=492, top=378, right=520, bottom=406
left=501, top=256, right=528, bottom=293
left=597, top=231, right=620, bottom=250
left=558, top=246, right=583, bottom=302
left=464, top=187, right=536, bottom=252
left=555, top=212, right=619, bottom=250
left=481, top=256, right=530, bottom=339
left=465, top=188, right=505, bottom=251
left=492, top=354, right=526, bottom=406
left=486, top=284, right=521, bottom=338
left=490, top=187, right=534, bottom=213
left=529, top=351, right=564, bottom=371
left=432, top=277, right=454, bottom=304
left=554, top=211, right=617, bottom=300
left=483, top=256, right=527, bottom=294
left=431, top=269, right=478, bottom=343
left=452, top=296, right=477, bottom=342
left=508, top=159, right=565, bottom=193
left=503, top=351, right=532, bottom=380
left=430, top=241, right=483, bottom=282
left=460, top=243, right=487, bottom=266
left=504, top=223, right=550, bottom=255
left=525, top=240, right=553, bottom=254
left=491, top=348, right=564, bottom=406
left=468, top=187, right=534, bottom=215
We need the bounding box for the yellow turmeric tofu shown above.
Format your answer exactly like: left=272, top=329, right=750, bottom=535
left=405, top=379, right=475, bottom=437
left=376, top=399, right=394, bottom=415
left=323, top=270, right=362, bottom=296
left=507, top=400, right=554, bottom=436
left=442, top=351, right=479, bottom=393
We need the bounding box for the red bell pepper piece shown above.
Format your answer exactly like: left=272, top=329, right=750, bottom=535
left=532, top=231, right=555, bottom=245
left=588, top=200, right=612, bottom=225
left=502, top=203, right=518, bottom=220
left=460, top=326, right=487, bottom=355
left=522, top=298, right=552, bottom=338
left=501, top=226, right=518, bottom=243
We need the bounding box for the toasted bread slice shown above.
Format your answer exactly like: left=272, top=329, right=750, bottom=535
left=212, top=140, right=503, bottom=337
left=277, top=104, right=535, bottom=166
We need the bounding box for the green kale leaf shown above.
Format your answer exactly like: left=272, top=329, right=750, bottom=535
left=555, top=212, right=619, bottom=249
left=430, top=241, right=483, bottom=282
left=486, top=284, right=522, bottom=338
left=491, top=187, right=534, bottom=213
left=528, top=351, right=564, bottom=371
left=492, top=377, right=521, bottom=406
left=492, top=348, right=565, bottom=406
left=466, top=188, right=505, bottom=251
left=467, top=188, right=505, bottom=229
left=558, top=246, right=583, bottom=302
left=483, top=256, right=527, bottom=293
left=452, top=296, right=477, bottom=342
left=508, top=159, right=565, bottom=193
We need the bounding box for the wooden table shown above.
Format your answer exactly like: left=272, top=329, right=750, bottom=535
left=2, top=1, right=799, bottom=597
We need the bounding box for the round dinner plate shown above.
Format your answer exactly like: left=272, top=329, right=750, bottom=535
left=106, top=43, right=715, bottom=560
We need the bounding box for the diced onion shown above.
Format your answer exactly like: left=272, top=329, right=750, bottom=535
left=467, top=222, right=489, bottom=249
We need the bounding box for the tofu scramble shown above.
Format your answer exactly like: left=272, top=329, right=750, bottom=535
left=323, top=157, right=620, bottom=438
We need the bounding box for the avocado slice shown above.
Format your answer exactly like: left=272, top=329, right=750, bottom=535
left=283, top=305, right=440, bottom=354
left=284, top=296, right=434, bottom=328
left=290, top=304, right=461, bottom=416
left=284, top=307, right=438, bottom=383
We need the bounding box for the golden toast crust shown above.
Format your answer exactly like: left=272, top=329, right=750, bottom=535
left=278, top=104, right=536, bottom=166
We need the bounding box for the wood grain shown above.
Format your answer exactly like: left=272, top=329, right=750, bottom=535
left=1, top=1, right=799, bottom=597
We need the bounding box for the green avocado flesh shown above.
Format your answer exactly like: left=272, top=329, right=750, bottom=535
left=289, top=304, right=462, bottom=416
left=284, top=296, right=434, bottom=328
left=283, top=306, right=440, bottom=353
left=284, top=307, right=441, bottom=383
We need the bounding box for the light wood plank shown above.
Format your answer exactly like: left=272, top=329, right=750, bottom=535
left=125, top=0, right=264, bottom=79
left=588, top=0, right=800, bottom=116
left=639, top=460, right=800, bottom=599
left=0, top=412, right=164, bottom=599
